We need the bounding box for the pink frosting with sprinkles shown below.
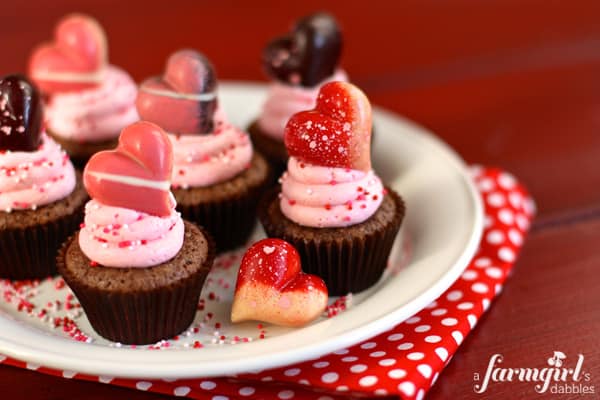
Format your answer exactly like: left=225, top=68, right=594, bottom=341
left=280, top=157, right=384, bottom=228
left=169, top=118, right=253, bottom=188
left=45, top=65, right=139, bottom=142
left=258, top=69, right=348, bottom=140
left=0, top=133, right=76, bottom=212
left=78, top=199, right=184, bottom=268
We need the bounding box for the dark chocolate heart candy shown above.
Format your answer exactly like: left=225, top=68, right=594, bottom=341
left=263, top=12, right=342, bottom=87
left=0, top=75, right=43, bottom=152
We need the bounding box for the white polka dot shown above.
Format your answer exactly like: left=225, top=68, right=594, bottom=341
left=496, top=283, right=503, bottom=294
left=461, top=270, right=478, bottom=281
left=488, top=192, right=506, bottom=207
left=398, top=381, right=416, bottom=396
left=341, top=356, right=358, bottom=362
left=474, top=257, right=491, bottom=268
left=498, top=209, right=514, bottom=225
left=239, top=387, right=255, bottom=396
left=486, top=230, right=505, bottom=245
left=261, top=376, right=273, bottom=381
left=312, top=361, right=329, bottom=368
left=298, top=379, right=309, bottom=385
left=468, top=314, right=478, bottom=328
left=360, top=341, right=377, bottom=349
left=509, top=192, right=522, bottom=208
left=397, top=342, right=414, bottom=350
left=407, top=352, right=425, bottom=360
left=441, top=317, right=458, bottom=326
left=350, top=364, right=367, bottom=373
left=174, top=386, right=191, bottom=396
left=405, top=316, right=421, bottom=324
left=499, top=247, right=516, bottom=262
left=417, top=364, right=433, bottom=378
left=431, top=308, right=447, bottom=316
left=435, top=347, right=449, bottom=361
left=358, top=376, right=378, bottom=387
left=457, top=302, right=474, bottom=310
left=425, top=335, right=441, bottom=343
left=425, top=300, right=438, bottom=309
left=26, top=363, right=39, bottom=371
left=387, top=333, right=404, bottom=341
left=332, top=348, right=349, bottom=355
left=136, top=381, right=152, bottom=391
left=508, top=229, right=523, bottom=246
left=212, top=396, right=229, bottom=400
left=516, top=214, right=529, bottom=230
left=498, top=173, right=516, bottom=189
left=200, top=381, right=216, bottom=390
left=388, top=368, right=407, bottom=379
left=452, top=331, right=464, bottom=345
left=284, top=368, right=301, bottom=377
left=336, top=385, right=349, bottom=392
left=379, top=358, right=396, bottom=366
left=62, top=371, right=76, bottom=379
left=446, top=290, right=463, bottom=301
left=278, top=390, right=294, bottom=399
left=374, top=389, right=388, bottom=396
left=98, top=376, right=114, bottom=384
left=414, top=324, right=431, bottom=333
left=524, top=198, right=536, bottom=215
left=417, top=388, right=426, bottom=400
left=486, top=267, right=503, bottom=279
left=472, top=282, right=489, bottom=293
left=370, top=351, right=386, bottom=357
left=477, top=178, right=495, bottom=192
left=482, top=298, right=490, bottom=310
left=484, top=215, right=493, bottom=228
left=321, top=372, right=339, bottom=383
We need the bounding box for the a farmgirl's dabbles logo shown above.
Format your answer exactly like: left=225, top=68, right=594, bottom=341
left=473, top=351, right=594, bottom=395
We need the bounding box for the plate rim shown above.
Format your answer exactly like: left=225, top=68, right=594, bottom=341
left=0, top=81, right=483, bottom=379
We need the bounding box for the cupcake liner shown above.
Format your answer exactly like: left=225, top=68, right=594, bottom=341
left=259, top=188, right=405, bottom=296
left=57, top=223, right=216, bottom=345
left=0, top=185, right=86, bottom=280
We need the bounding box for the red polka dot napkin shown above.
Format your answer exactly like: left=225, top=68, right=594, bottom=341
left=0, top=167, right=534, bottom=399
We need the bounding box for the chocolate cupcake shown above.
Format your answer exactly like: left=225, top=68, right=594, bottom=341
left=0, top=75, right=87, bottom=280
left=258, top=82, right=404, bottom=295
left=57, top=121, right=215, bottom=344
left=137, top=49, right=270, bottom=252
left=248, top=12, right=348, bottom=177
left=28, top=14, right=139, bottom=166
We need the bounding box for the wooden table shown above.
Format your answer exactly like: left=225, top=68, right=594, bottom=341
left=1, top=1, right=599, bottom=398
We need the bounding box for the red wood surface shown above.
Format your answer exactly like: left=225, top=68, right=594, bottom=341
left=1, top=1, right=599, bottom=399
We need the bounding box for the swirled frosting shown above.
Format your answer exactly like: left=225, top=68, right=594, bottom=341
left=258, top=69, right=348, bottom=140
left=45, top=65, right=139, bottom=142
left=169, top=119, right=253, bottom=188
left=280, top=157, right=384, bottom=228
left=78, top=198, right=184, bottom=267
left=0, top=133, right=76, bottom=212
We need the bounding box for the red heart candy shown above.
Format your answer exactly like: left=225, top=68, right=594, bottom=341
left=231, top=238, right=328, bottom=327
left=284, top=81, right=372, bottom=171
left=136, top=49, right=217, bottom=134
left=83, top=121, right=174, bottom=217
left=29, top=14, right=107, bottom=94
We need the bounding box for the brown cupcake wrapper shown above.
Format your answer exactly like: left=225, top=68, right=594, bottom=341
left=56, top=225, right=216, bottom=345
left=259, top=188, right=405, bottom=296
left=0, top=205, right=85, bottom=280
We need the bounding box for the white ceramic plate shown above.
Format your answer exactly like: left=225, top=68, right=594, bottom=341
left=0, top=82, right=482, bottom=379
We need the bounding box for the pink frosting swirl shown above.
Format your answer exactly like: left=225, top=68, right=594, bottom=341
left=280, top=157, right=385, bottom=228
left=0, top=133, right=76, bottom=212
left=45, top=65, right=139, bottom=142
left=169, top=118, right=253, bottom=188
left=78, top=198, right=184, bottom=268
left=258, top=69, right=348, bottom=140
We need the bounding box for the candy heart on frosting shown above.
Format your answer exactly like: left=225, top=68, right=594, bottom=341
left=83, top=121, right=174, bottom=217
left=284, top=81, right=372, bottom=171
left=137, top=49, right=217, bottom=135
left=231, top=238, right=328, bottom=327
left=263, top=12, right=342, bottom=87
left=0, top=75, right=43, bottom=152
left=29, top=14, right=107, bottom=94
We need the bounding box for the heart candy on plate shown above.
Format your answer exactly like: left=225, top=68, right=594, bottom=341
left=84, top=121, right=174, bottom=217
left=0, top=75, right=43, bottom=152
left=137, top=49, right=218, bottom=135
left=231, top=238, right=328, bottom=327
left=263, top=12, right=342, bottom=87
left=284, top=81, right=372, bottom=171
left=29, top=14, right=107, bottom=94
